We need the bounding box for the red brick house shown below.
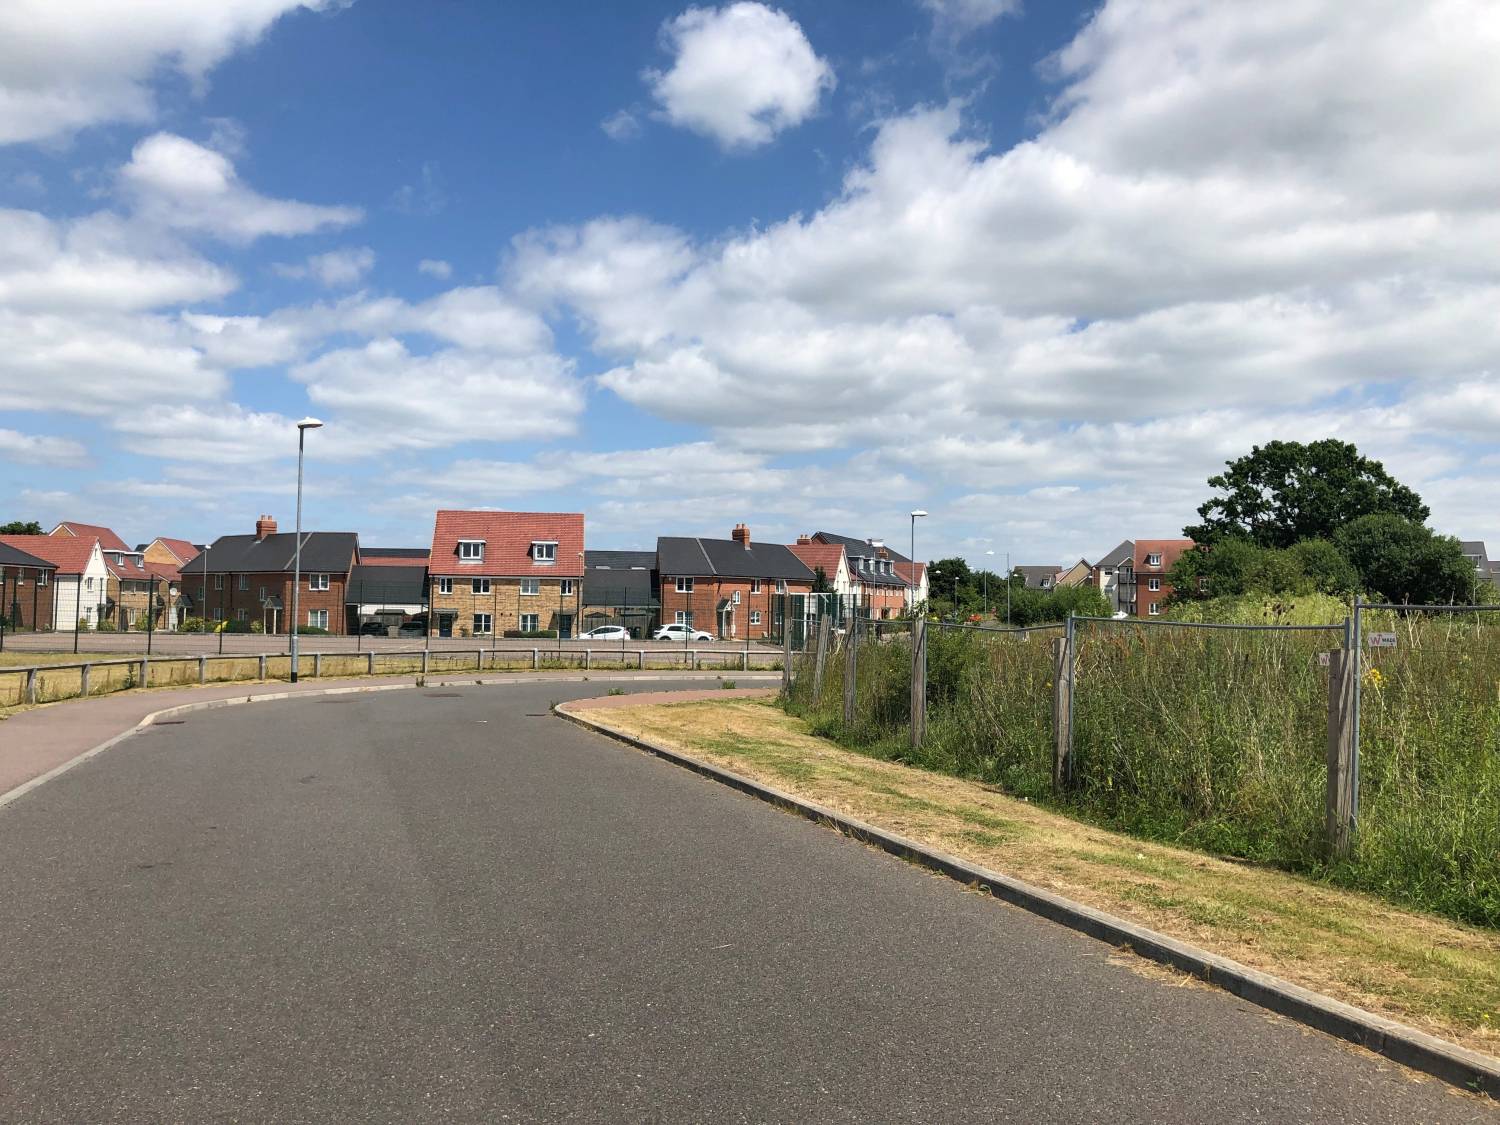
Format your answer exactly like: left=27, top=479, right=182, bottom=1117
left=1, top=534, right=108, bottom=630
left=199, top=516, right=360, bottom=634
left=0, top=540, right=58, bottom=631
left=1134, top=538, right=1195, bottom=617
left=658, top=525, right=814, bottom=640
left=428, top=511, right=585, bottom=639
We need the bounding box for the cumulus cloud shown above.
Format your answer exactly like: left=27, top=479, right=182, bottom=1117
left=273, top=246, right=376, bottom=288
left=601, top=110, right=642, bottom=142
left=120, top=133, right=362, bottom=243
left=0, top=1, right=341, bottom=145
left=0, top=428, right=88, bottom=468
left=417, top=258, right=452, bottom=279
left=920, top=0, right=1021, bottom=41
left=644, top=3, right=835, bottom=149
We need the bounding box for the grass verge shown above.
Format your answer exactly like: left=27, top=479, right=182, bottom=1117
left=577, top=696, right=1500, bottom=1057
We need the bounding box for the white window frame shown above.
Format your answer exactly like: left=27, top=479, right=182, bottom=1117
left=675, top=610, right=693, bottom=626
left=750, top=610, right=762, bottom=626
left=458, top=540, right=485, bottom=562
left=560, top=579, right=574, bottom=596
left=308, top=608, right=329, bottom=629
left=85, top=576, right=94, bottom=591
left=531, top=541, right=557, bottom=564
left=750, top=579, right=761, bottom=595
left=675, top=577, right=694, bottom=594
left=212, top=607, right=224, bottom=622
left=214, top=573, right=223, bottom=590
left=1148, top=578, right=1162, bottom=592
left=473, top=612, right=492, bottom=636
left=520, top=578, right=540, bottom=596
left=437, top=577, right=453, bottom=595
left=519, top=612, right=539, bottom=632
left=38, top=570, right=48, bottom=587
left=1148, top=602, right=1161, bottom=616
left=238, top=574, right=249, bottom=591
left=1146, top=553, right=1162, bottom=567
left=472, top=577, right=491, bottom=595
left=776, top=580, right=788, bottom=594
left=309, top=573, right=330, bottom=591
left=236, top=608, right=250, bottom=623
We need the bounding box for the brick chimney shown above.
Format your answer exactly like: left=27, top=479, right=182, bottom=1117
left=731, top=523, right=751, bottom=548
left=255, top=514, right=278, bottom=540
left=796, top=534, right=812, bottom=545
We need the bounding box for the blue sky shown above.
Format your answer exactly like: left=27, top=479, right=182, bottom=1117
left=2, top=0, right=1498, bottom=565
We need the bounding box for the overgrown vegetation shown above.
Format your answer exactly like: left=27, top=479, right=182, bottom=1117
left=785, top=615, right=1500, bottom=928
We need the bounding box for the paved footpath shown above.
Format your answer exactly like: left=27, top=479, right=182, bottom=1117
left=0, top=681, right=1493, bottom=1122
left=0, top=670, right=777, bottom=800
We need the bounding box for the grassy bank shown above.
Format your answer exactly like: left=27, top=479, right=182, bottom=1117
left=786, top=618, right=1500, bottom=928
left=574, top=696, right=1500, bottom=1055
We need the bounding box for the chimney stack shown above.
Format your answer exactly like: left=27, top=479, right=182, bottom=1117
left=731, top=523, right=751, bottom=549
left=796, top=534, right=812, bottom=545
left=255, top=514, right=278, bottom=540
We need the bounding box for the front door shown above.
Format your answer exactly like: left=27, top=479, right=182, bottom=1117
left=438, top=612, right=455, bottom=638
left=557, top=613, right=574, bottom=640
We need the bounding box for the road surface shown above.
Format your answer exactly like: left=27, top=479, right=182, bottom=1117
left=0, top=683, right=1490, bottom=1122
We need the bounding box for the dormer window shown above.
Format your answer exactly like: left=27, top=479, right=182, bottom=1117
left=458, top=540, right=484, bottom=562
left=532, top=541, right=558, bottom=564
left=1146, top=553, right=1162, bottom=567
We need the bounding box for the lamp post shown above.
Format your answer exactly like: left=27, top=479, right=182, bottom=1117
left=909, top=510, right=927, bottom=613
left=985, top=550, right=994, bottom=617
left=289, top=417, right=323, bottom=683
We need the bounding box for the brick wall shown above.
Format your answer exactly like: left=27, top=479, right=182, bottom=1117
left=659, top=577, right=811, bottom=639
left=200, top=571, right=352, bottom=634
left=1, top=567, right=55, bottom=630
left=429, top=575, right=582, bottom=636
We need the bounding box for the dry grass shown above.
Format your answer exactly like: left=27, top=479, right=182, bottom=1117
left=0, top=650, right=120, bottom=667
left=580, top=696, right=1500, bottom=1057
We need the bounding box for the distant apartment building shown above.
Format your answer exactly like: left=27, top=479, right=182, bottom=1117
left=428, top=510, right=585, bottom=638
left=1134, top=539, right=1195, bottom=617
left=0, top=534, right=108, bottom=630
left=0, top=541, right=58, bottom=631
left=1091, top=540, right=1135, bottom=615
left=811, top=531, right=915, bottom=617
left=658, top=524, right=813, bottom=640
left=200, top=516, right=360, bottom=634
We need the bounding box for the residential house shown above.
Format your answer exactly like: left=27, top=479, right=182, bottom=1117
left=1461, top=541, right=1496, bottom=596
left=893, top=560, right=928, bottom=608
left=658, top=524, right=813, bottom=640
left=1054, top=559, right=1092, bottom=589
left=1091, top=540, right=1135, bottom=615
left=140, top=537, right=201, bottom=569
left=0, top=541, right=57, bottom=631
left=200, top=515, right=360, bottom=634
left=1015, top=565, right=1063, bottom=590
left=790, top=535, right=852, bottom=594
left=51, top=521, right=130, bottom=553
left=428, top=510, right=585, bottom=639
left=348, top=549, right=430, bottom=633
left=1134, top=539, right=1196, bottom=617
left=582, top=550, right=660, bottom=638
left=811, top=531, right=911, bottom=618
left=103, top=550, right=183, bottom=631
left=0, top=534, right=109, bottom=630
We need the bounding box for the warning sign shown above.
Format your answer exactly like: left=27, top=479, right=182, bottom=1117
left=1368, top=632, right=1398, bottom=648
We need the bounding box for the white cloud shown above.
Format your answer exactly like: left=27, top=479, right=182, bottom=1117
left=273, top=246, right=376, bottom=288
left=0, top=428, right=88, bottom=467
left=0, top=1, right=341, bottom=145
left=920, top=0, right=1021, bottom=40
left=644, top=3, right=835, bottom=149
left=120, top=133, right=361, bottom=243
left=601, top=109, right=642, bottom=142
left=417, top=258, right=452, bottom=280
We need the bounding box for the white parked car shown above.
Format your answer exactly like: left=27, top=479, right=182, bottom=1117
left=653, top=624, right=713, bottom=642
left=579, top=625, right=630, bottom=640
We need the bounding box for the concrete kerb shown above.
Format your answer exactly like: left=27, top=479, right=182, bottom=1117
left=554, top=703, right=1500, bottom=1100
left=0, top=671, right=780, bottom=813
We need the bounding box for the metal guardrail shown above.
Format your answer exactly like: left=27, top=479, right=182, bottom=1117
left=0, top=647, right=781, bottom=707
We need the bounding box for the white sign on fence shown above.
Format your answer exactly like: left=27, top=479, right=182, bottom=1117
left=1368, top=632, right=1398, bottom=648
left=1317, top=651, right=1331, bottom=667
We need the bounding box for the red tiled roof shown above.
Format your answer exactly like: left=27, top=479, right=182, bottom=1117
left=894, top=561, right=926, bottom=584
left=788, top=542, right=845, bottom=577
left=53, top=522, right=129, bottom=553
left=153, top=537, right=200, bottom=564
left=429, top=510, right=585, bottom=577
left=1, top=534, right=97, bottom=575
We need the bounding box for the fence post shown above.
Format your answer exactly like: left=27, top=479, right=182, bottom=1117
left=909, top=617, right=927, bottom=748
left=638, top=649, right=645, bottom=670
left=843, top=619, right=858, bottom=724
left=258, top=654, right=267, bottom=681
left=742, top=648, right=749, bottom=671
left=476, top=648, right=483, bottom=672
left=421, top=650, right=429, bottom=676
left=81, top=663, right=90, bottom=698
left=313, top=653, right=322, bottom=678
left=367, top=651, right=375, bottom=675
left=585, top=648, right=591, bottom=670
left=812, top=615, right=831, bottom=704
left=26, top=667, right=37, bottom=705
left=532, top=647, right=539, bottom=670
left=1052, top=632, right=1074, bottom=793
left=198, top=655, right=206, bottom=685
left=1350, top=598, right=1363, bottom=827
left=1326, top=644, right=1358, bottom=858
left=139, top=657, right=148, bottom=689
left=782, top=619, right=794, bottom=692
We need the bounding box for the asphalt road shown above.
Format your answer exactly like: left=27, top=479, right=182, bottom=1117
left=0, top=683, right=1491, bottom=1123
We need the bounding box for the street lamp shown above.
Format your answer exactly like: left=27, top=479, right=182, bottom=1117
left=909, top=510, right=927, bottom=612
left=985, top=550, right=994, bottom=617
left=289, top=417, right=323, bottom=683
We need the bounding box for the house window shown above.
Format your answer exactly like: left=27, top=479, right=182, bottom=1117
left=473, top=613, right=492, bottom=635
left=308, top=609, right=329, bottom=629
left=776, top=580, right=787, bottom=594
left=1040, top=579, right=1052, bottom=589
left=236, top=609, right=250, bottom=623
left=675, top=610, right=693, bottom=626
left=458, top=540, right=484, bottom=561
left=560, top=579, right=574, bottom=596
left=750, top=610, right=762, bottom=625
left=239, top=575, right=249, bottom=591
left=38, top=571, right=48, bottom=586
left=1148, top=602, right=1161, bottom=616
left=750, top=579, right=761, bottom=594
left=675, top=577, right=694, bottom=594
left=472, top=577, right=491, bottom=595
left=532, top=541, right=557, bottom=564
left=214, top=574, right=223, bottom=590
left=309, top=573, right=329, bottom=591
left=1148, top=578, right=1162, bottom=592
left=520, top=579, right=540, bottom=596
left=259, top=586, right=267, bottom=601
left=1146, top=553, right=1162, bottom=567
left=213, top=608, right=224, bottom=622
left=519, top=612, right=539, bottom=632
left=437, top=577, right=453, bottom=595
left=85, top=577, right=94, bottom=591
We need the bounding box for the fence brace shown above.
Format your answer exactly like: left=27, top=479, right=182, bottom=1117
left=1326, top=620, right=1358, bottom=858
left=1051, top=623, right=1075, bottom=793
left=910, top=616, right=927, bottom=748
left=843, top=619, right=858, bottom=724
left=812, top=616, right=831, bottom=705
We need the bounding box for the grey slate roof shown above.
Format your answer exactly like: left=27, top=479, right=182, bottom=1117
left=813, top=530, right=910, bottom=563
left=0, top=542, right=55, bottom=570
left=1016, top=565, right=1062, bottom=588
left=348, top=564, right=427, bottom=603
left=813, top=530, right=908, bottom=586
left=1095, top=540, right=1135, bottom=569
left=657, top=537, right=814, bottom=582
left=585, top=550, right=656, bottom=571
left=585, top=550, right=658, bottom=606
left=360, top=547, right=430, bottom=560
left=201, top=532, right=359, bottom=575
